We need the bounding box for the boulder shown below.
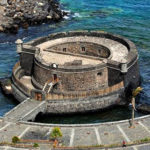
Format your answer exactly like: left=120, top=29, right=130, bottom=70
left=0, top=0, right=67, bottom=33
left=0, top=0, right=7, bottom=5
left=0, top=77, right=12, bottom=95
left=137, top=104, right=150, bottom=114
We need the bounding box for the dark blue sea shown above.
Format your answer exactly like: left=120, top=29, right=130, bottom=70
left=0, top=0, right=150, bottom=123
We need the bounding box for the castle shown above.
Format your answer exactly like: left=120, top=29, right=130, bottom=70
left=12, top=31, right=140, bottom=113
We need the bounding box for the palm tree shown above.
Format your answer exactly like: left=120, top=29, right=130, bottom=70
left=130, top=86, right=143, bottom=128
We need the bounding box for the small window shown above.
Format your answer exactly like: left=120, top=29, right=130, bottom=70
left=63, top=48, right=66, bottom=52
left=82, top=47, right=85, bottom=52
left=97, top=72, right=102, bottom=76
left=53, top=74, right=57, bottom=81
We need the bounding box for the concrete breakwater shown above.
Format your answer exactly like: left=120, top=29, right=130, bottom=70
left=0, top=0, right=66, bottom=33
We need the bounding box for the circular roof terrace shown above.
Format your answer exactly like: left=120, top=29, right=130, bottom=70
left=25, top=31, right=138, bottom=70
left=36, top=36, right=129, bottom=63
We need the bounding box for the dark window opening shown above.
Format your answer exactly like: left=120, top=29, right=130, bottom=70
left=53, top=74, right=57, bottom=81
left=53, top=83, right=58, bottom=90
left=97, top=72, right=102, bottom=76
left=82, top=47, right=85, bottom=52
left=35, top=93, right=42, bottom=101
left=63, top=48, right=66, bottom=52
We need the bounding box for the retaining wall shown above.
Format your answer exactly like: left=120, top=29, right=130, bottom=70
left=46, top=89, right=125, bottom=114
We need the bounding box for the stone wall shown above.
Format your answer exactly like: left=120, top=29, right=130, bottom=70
left=124, top=61, right=140, bottom=88
left=11, top=84, right=28, bottom=103
left=20, top=53, right=34, bottom=75
left=12, top=66, right=31, bottom=97
left=59, top=68, right=108, bottom=92
left=108, top=68, right=123, bottom=86
left=33, top=60, right=53, bottom=86
left=20, top=44, right=37, bottom=75
left=46, top=89, right=125, bottom=114
left=11, top=80, right=125, bottom=114
left=25, top=30, right=138, bottom=66
left=33, top=60, right=108, bottom=92
left=48, top=42, right=110, bottom=58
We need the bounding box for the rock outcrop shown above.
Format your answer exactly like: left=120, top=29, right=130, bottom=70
left=137, top=104, right=150, bottom=114
left=0, top=0, right=66, bottom=33
left=0, top=77, right=12, bottom=95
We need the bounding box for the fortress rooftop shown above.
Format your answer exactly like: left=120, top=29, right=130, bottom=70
left=40, top=51, right=102, bottom=66
left=37, top=36, right=129, bottom=63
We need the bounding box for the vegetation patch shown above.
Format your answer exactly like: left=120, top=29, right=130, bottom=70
left=33, top=143, right=39, bottom=147
left=12, top=136, right=20, bottom=143
left=50, top=127, right=63, bottom=139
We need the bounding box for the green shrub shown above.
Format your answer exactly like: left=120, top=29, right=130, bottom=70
left=140, top=137, right=150, bottom=142
left=33, top=143, right=39, bottom=147
left=50, top=127, right=62, bottom=139
left=12, top=136, right=20, bottom=143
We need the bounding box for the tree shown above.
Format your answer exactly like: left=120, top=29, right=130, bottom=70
left=50, top=127, right=62, bottom=139
left=130, top=86, right=142, bottom=128
left=50, top=127, right=63, bottom=148
left=12, top=136, right=20, bottom=143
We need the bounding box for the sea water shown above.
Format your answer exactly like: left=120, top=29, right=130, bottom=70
left=0, top=0, right=150, bottom=123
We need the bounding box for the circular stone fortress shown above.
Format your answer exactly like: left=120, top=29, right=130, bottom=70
left=12, top=31, right=140, bottom=114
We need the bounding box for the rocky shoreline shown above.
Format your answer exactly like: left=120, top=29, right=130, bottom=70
left=0, top=0, right=67, bottom=33
left=137, top=104, right=150, bottom=114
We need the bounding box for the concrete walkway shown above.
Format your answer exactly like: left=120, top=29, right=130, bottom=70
left=3, top=98, right=43, bottom=122
left=1, top=97, right=150, bottom=149
left=1, top=114, right=150, bottom=149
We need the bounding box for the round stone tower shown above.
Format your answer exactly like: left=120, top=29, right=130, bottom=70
left=11, top=31, right=140, bottom=113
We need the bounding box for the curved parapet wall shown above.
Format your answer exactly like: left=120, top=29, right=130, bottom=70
left=33, top=58, right=108, bottom=91
left=26, top=30, right=138, bottom=64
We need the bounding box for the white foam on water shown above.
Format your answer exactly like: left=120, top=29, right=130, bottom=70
left=73, top=13, right=82, bottom=18
left=63, top=15, right=70, bottom=20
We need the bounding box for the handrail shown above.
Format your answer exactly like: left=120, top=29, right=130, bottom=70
left=42, top=78, right=59, bottom=92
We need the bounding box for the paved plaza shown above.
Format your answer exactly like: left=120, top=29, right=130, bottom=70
left=1, top=113, right=150, bottom=149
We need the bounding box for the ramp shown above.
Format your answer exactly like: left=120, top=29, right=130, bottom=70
left=3, top=98, right=46, bottom=122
